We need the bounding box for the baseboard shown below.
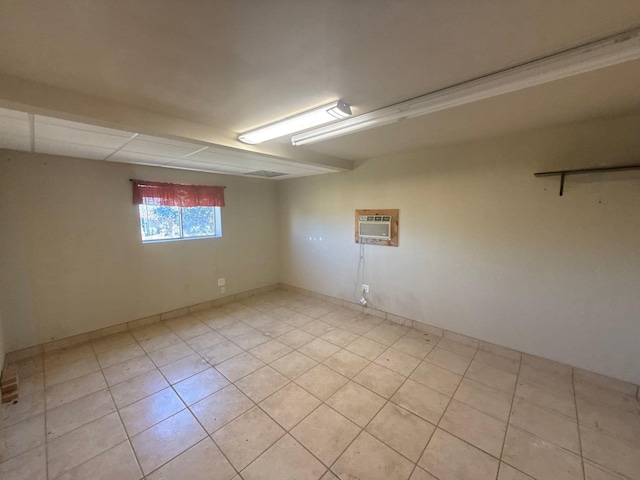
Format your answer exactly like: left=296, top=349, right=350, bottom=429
left=4, top=283, right=281, bottom=365
left=4, top=281, right=638, bottom=402
left=279, top=283, right=640, bottom=399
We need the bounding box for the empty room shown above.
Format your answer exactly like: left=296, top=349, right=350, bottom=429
left=1, top=2, right=639, bottom=480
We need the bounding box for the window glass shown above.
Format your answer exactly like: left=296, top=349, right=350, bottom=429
left=138, top=205, right=220, bottom=242
left=182, top=206, right=216, bottom=238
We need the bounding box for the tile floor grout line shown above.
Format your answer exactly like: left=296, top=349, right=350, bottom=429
left=193, top=417, right=246, bottom=479
left=16, top=290, right=640, bottom=399
left=42, top=365, right=50, bottom=480
left=573, top=380, right=640, bottom=410
left=430, top=347, right=527, bottom=465
left=154, top=307, right=315, bottom=478
left=238, top=403, right=315, bottom=476
left=265, top=380, right=414, bottom=479
left=43, top=352, right=96, bottom=374
left=237, top=319, right=415, bottom=477
left=409, top=339, right=482, bottom=480
left=572, top=368, right=588, bottom=480
left=420, top=352, right=475, bottom=377
left=14, top=301, right=343, bottom=455
left=146, top=344, right=199, bottom=370
left=467, top=356, right=520, bottom=376
left=504, top=361, right=593, bottom=465
left=90, top=339, right=147, bottom=480
left=49, top=439, right=137, bottom=480
left=510, top=392, right=582, bottom=426
left=496, top=347, right=523, bottom=480
left=195, top=389, right=258, bottom=477
left=13, top=338, right=202, bottom=477
left=513, top=375, right=580, bottom=421
left=498, top=460, right=535, bottom=480
left=221, top=325, right=339, bottom=474
left=327, top=329, right=445, bottom=479
left=222, top=307, right=354, bottom=473
left=430, top=386, right=525, bottom=469
left=326, top=323, right=450, bottom=472
left=127, top=329, right=242, bottom=479
left=440, top=388, right=507, bottom=424
left=113, top=321, right=215, bottom=476
left=41, top=353, right=147, bottom=478
left=11, top=290, right=633, bottom=480
left=290, top=399, right=363, bottom=474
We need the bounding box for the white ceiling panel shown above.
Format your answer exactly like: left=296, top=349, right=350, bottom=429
left=2, top=3, right=640, bottom=162
left=190, top=145, right=334, bottom=173
left=262, top=164, right=328, bottom=175
left=273, top=162, right=335, bottom=174
left=35, top=115, right=135, bottom=137
left=247, top=157, right=334, bottom=173
left=272, top=166, right=327, bottom=176
left=0, top=131, right=31, bottom=151
left=172, top=157, right=329, bottom=178
left=231, top=160, right=302, bottom=174
left=121, top=135, right=206, bottom=158
left=0, top=114, right=30, bottom=137
left=197, top=156, right=282, bottom=171
left=108, top=149, right=175, bottom=166
left=0, top=107, right=28, bottom=120
left=34, top=121, right=135, bottom=149
left=0, top=108, right=31, bottom=151
left=187, top=146, right=278, bottom=165
left=282, top=162, right=335, bottom=173
left=0, top=106, right=339, bottom=179
left=35, top=138, right=113, bottom=160
left=165, top=159, right=254, bottom=175
left=136, top=134, right=208, bottom=150
left=162, top=164, right=221, bottom=174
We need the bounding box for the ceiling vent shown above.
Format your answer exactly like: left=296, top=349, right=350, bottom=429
left=244, top=170, right=288, bottom=178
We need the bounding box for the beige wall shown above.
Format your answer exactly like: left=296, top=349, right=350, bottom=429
left=0, top=310, right=5, bottom=373
left=278, top=114, right=640, bottom=385
left=0, top=150, right=280, bottom=352
left=2, top=114, right=639, bottom=384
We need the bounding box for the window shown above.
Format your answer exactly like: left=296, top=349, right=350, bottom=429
left=131, top=179, right=225, bottom=243
left=138, top=203, right=221, bottom=242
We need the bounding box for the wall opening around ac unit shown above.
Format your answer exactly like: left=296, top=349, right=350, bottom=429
left=355, top=209, right=399, bottom=246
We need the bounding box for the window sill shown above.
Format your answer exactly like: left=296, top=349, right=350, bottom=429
left=142, top=235, right=222, bottom=244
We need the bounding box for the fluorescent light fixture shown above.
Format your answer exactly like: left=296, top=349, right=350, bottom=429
left=292, top=27, right=640, bottom=146
left=238, top=100, right=351, bottom=144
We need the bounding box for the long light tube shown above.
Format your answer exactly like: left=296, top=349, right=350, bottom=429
left=292, top=27, right=640, bottom=146
left=238, top=100, right=351, bottom=144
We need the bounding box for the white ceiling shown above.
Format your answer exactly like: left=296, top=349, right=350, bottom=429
left=1, top=1, right=640, bottom=167
left=0, top=108, right=337, bottom=178
left=304, top=58, right=640, bottom=160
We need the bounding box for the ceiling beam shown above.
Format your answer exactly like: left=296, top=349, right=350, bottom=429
left=0, top=73, right=353, bottom=172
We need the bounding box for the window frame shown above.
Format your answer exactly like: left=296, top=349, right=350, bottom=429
left=138, top=204, right=222, bottom=243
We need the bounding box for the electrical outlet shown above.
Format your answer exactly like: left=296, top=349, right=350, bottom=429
left=221, top=287, right=225, bottom=294
left=362, top=284, right=369, bottom=293
left=217, top=278, right=225, bottom=286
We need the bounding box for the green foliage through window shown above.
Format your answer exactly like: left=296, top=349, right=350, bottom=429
left=139, top=204, right=221, bottom=242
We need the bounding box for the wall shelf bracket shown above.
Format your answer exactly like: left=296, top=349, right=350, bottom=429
left=534, top=164, right=640, bottom=196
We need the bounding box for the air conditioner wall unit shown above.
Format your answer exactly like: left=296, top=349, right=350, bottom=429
left=358, top=215, right=392, bottom=239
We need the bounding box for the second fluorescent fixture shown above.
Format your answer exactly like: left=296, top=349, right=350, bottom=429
left=238, top=100, right=351, bottom=144
left=291, top=27, right=640, bottom=146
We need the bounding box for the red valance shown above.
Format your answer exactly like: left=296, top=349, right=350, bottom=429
left=132, top=180, right=225, bottom=207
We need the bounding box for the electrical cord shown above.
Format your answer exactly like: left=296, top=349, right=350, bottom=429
left=353, top=236, right=367, bottom=305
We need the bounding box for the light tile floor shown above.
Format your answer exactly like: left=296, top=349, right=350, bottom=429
left=1, top=289, right=639, bottom=479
